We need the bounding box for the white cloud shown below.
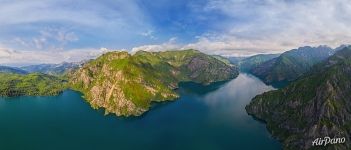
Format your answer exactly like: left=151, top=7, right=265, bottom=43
left=0, top=0, right=147, bottom=28
left=0, top=0, right=153, bottom=65
left=183, top=36, right=283, bottom=56
left=193, top=0, right=351, bottom=55
left=130, top=36, right=283, bottom=57
left=130, top=37, right=181, bottom=54
left=130, top=0, right=351, bottom=57
left=0, top=46, right=112, bottom=66
left=140, top=30, right=156, bottom=39
left=2, top=0, right=351, bottom=63
left=13, top=27, right=79, bottom=50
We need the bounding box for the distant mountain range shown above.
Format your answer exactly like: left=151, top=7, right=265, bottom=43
left=246, top=46, right=351, bottom=150
left=238, top=54, right=280, bottom=72
left=250, top=45, right=335, bottom=84
left=20, top=61, right=86, bottom=76
left=0, top=66, right=28, bottom=74
left=228, top=56, right=247, bottom=66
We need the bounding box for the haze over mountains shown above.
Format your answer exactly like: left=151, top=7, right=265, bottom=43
left=227, top=45, right=348, bottom=86
left=0, top=66, right=28, bottom=75
left=20, top=61, right=86, bottom=76
left=236, top=54, right=280, bottom=72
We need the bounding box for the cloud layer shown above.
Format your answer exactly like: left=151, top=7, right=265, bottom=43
left=0, top=47, right=112, bottom=66
left=196, top=0, right=351, bottom=55
left=132, top=0, right=351, bottom=56
left=1, top=0, right=351, bottom=64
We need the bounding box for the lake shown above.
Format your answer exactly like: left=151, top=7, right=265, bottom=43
left=0, top=73, right=281, bottom=150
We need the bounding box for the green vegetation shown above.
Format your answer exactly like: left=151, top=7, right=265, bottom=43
left=70, top=49, right=238, bottom=116
left=251, top=46, right=334, bottom=84
left=0, top=73, right=67, bottom=97
left=246, top=47, right=351, bottom=150
left=238, top=54, right=280, bottom=72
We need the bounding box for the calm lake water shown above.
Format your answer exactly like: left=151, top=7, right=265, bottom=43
left=0, top=73, right=281, bottom=150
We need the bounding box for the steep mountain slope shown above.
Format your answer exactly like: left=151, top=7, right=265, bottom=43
left=212, top=55, right=232, bottom=66
left=239, top=54, right=280, bottom=72
left=0, top=66, right=28, bottom=74
left=246, top=47, right=351, bottom=150
left=251, top=46, right=334, bottom=84
left=21, top=61, right=85, bottom=76
left=0, top=73, right=66, bottom=97
left=69, top=49, right=238, bottom=116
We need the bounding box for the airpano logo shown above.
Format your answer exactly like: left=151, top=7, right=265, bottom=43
left=312, top=137, right=346, bottom=146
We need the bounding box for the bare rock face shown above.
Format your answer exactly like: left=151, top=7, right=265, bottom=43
left=69, top=50, right=238, bottom=116
left=246, top=47, right=351, bottom=150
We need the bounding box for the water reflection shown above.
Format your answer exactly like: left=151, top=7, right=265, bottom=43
left=204, top=73, right=275, bottom=124
left=177, top=80, right=228, bottom=95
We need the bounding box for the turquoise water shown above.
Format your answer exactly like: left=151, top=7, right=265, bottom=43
left=0, top=73, right=281, bottom=150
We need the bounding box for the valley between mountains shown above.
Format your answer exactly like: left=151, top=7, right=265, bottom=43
left=1, top=45, right=351, bottom=150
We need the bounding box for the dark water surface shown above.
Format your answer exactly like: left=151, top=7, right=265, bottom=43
left=0, top=73, right=281, bottom=150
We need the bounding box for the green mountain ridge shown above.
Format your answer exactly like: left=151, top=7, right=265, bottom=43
left=246, top=47, right=351, bottom=150
left=228, top=56, right=247, bottom=66
left=239, top=54, right=280, bottom=72
left=69, top=49, right=239, bottom=116
left=251, top=46, right=334, bottom=84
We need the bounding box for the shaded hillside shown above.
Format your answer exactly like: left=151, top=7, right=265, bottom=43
left=251, top=46, right=334, bottom=84
left=240, top=54, right=280, bottom=72
left=246, top=47, right=351, bottom=150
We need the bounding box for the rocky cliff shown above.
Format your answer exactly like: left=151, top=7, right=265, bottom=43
left=246, top=47, right=351, bottom=150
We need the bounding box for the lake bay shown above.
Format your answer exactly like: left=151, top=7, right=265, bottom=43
left=0, top=73, right=281, bottom=150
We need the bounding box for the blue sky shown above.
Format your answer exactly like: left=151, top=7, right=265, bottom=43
left=1, top=0, right=351, bottom=65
